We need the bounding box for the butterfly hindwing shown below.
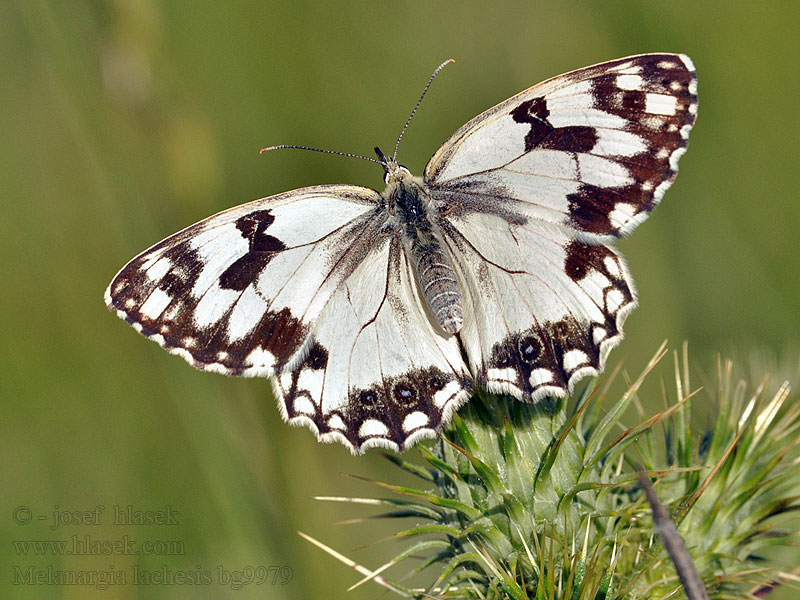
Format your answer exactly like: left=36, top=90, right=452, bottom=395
left=442, top=211, right=635, bottom=399
left=427, top=53, right=697, bottom=240
left=274, top=236, right=472, bottom=453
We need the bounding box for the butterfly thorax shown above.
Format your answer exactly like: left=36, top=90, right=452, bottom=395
left=382, top=165, right=464, bottom=334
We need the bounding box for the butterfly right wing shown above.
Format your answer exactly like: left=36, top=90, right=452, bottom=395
left=105, top=185, right=382, bottom=377
left=106, top=184, right=471, bottom=454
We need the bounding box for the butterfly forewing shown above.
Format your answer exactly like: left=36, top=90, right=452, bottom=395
left=427, top=53, right=697, bottom=239
left=105, top=186, right=380, bottom=377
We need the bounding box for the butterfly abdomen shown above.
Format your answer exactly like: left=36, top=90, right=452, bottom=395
left=416, top=249, right=463, bottom=334
left=390, top=176, right=463, bottom=334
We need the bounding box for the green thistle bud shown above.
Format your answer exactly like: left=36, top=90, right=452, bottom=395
left=308, top=345, right=800, bottom=599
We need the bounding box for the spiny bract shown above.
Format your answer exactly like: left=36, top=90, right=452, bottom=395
left=311, top=344, right=800, bottom=599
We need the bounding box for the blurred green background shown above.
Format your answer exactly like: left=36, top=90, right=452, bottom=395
left=2, top=2, right=798, bottom=598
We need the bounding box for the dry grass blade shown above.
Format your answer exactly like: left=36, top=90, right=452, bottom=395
left=637, top=471, right=709, bottom=600
left=297, top=531, right=411, bottom=597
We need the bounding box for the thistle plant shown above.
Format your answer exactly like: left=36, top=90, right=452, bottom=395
left=307, top=344, right=800, bottom=599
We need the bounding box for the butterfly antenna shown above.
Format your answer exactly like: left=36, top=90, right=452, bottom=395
left=260, top=144, right=381, bottom=164
left=392, top=58, right=455, bottom=162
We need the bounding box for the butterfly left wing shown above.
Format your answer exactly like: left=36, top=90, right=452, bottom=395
left=426, top=54, right=697, bottom=399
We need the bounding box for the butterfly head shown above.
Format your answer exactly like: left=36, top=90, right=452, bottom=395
left=375, top=146, right=411, bottom=185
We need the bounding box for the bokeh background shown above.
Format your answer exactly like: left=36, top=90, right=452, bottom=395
left=2, top=2, right=798, bottom=599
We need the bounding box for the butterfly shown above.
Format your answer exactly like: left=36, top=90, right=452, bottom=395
left=106, top=53, right=697, bottom=454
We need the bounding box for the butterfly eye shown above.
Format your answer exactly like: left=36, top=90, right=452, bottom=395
left=398, top=164, right=410, bottom=174
left=384, top=172, right=391, bottom=184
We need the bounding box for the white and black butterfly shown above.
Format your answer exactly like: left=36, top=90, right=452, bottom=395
left=106, top=54, right=697, bottom=454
